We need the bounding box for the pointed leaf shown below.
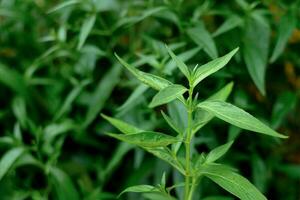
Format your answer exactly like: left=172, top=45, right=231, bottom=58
left=161, top=111, right=182, bottom=135
left=197, top=100, right=287, bottom=138
left=119, top=185, right=159, bottom=197
left=54, top=79, right=90, bottom=120
left=83, top=64, right=121, bottom=127
left=187, top=23, right=218, bottom=59
left=0, top=147, right=25, bottom=181
left=101, top=114, right=143, bottom=134
left=149, top=84, right=187, bottom=108
left=49, top=167, right=80, bottom=200
left=243, top=16, right=270, bottom=95
left=47, top=0, right=80, bottom=13
left=197, top=164, right=267, bottom=200
left=107, top=131, right=180, bottom=148
left=270, top=8, right=297, bottom=63
left=192, top=48, right=238, bottom=87
left=146, top=147, right=185, bottom=174
left=165, top=45, right=190, bottom=79
left=77, top=15, right=96, bottom=50
left=115, top=54, right=171, bottom=90
left=164, top=47, right=201, bottom=75
left=213, top=15, right=243, bottom=37
left=118, top=84, right=148, bottom=112
left=271, top=91, right=297, bottom=129
left=193, top=82, right=234, bottom=134
left=206, top=141, right=234, bottom=163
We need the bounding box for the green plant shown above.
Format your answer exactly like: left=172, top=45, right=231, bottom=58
left=103, top=46, right=287, bottom=200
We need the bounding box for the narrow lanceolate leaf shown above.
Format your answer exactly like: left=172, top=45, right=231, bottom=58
left=270, top=8, right=297, bottom=63
left=164, top=47, right=201, bottom=75
left=206, top=141, right=234, bottom=163
left=83, top=64, right=121, bottom=127
left=77, top=15, right=96, bottom=50
left=197, top=164, right=267, bottom=200
left=192, top=48, right=238, bottom=87
left=161, top=111, right=182, bottom=135
left=193, top=82, right=234, bottom=134
left=0, top=147, right=25, bottom=181
left=115, top=54, right=171, bottom=90
left=212, top=15, right=243, bottom=37
left=119, top=185, right=159, bottom=197
left=197, top=100, right=288, bottom=138
left=118, top=84, right=148, bottom=112
left=187, top=23, right=218, bottom=59
left=107, top=132, right=180, bottom=148
left=49, top=167, right=80, bottom=200
left=208, top=82, right=234, bottom=101
left=146, top=147, right=185, bottom=174
left=243, top=16, right=270, bottom=95
left=101, top=114, right=143, bottom=134
left=165, top=45, right=190, bottom=79
left=149, top=84, right=187, bottom=108
left=54, top=79, right=90, bottom=120
left=47, top=0, right=80, bottom=13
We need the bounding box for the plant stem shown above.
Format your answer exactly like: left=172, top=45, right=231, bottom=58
left=184, top=86, right=194, bottom=200
left=184, top=140, right=191, bottom=200
left=187, top=178, right=196, bottom=200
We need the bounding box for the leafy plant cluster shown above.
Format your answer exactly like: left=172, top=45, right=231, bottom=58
left=0, top=0, right=299, bottom=200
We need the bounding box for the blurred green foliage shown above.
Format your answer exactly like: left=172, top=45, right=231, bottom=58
left=0, top=0, right=299, bottom=199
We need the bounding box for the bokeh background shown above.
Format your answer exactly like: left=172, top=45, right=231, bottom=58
left=0, top=0, right=299, bottom=199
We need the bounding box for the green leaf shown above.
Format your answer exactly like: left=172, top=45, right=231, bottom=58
left=164, top=47, right=201, bottom=75
left=208, top=82, right=234, bottom=101
left=187, top=23, right=218, bottom=59
left=101, top=114, right=143, bottom=134
left=47, top=0, right=80, bottom=13
left=213, top=15, right=243, bottom=37
left=12, top=97, right=27, bottom=129
left=149, top=84, right=187, bottom=108
left=192, top=48, right=238, bottom=87
left=270, top=8, right=297, bottom=63
left=54, top=79, right=90, bottom=120
left=168, top=100, right=188, bottom=134
left=114, top=7, right=167, bottom=30
left=271, top=92, right=297, bottom=129
left=251, top=154, right=267, bottom=193
left=43, top=120, right=75, bottom=142
left=117, top=84, right=148, bottom=113
left=197, top=100, right=288, bottom=138
left=104, top=143, right=133, bottom=179
left=49, top=167, right=80, bottom=200
left=197, top=164, right=267, bottom=200
left=0, top=147, right=25, bottom=181
left=115, top=54, right=171, bottom=90
left=77, top=15, right=96, bottom=50
left=206, top=141, right=234, bottom=163
left=107, top=131, right=180, bottom=148
left=0, top=63, right=29, bottom=98
left=193, top=82, right=234, bottom=134
left=83, top=64, right=121, bottom=127
left=161, top=111, right=182, bottom=135
left=165, top=45, right=190, bottom=79
left=146, top=147, right=185, bottom=174
left=119, top=185, right=159, bottom=197
left=243, top=15, right=270, bottom=95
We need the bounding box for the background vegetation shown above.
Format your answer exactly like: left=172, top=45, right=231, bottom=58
left=0, top=0, right=299, bottom=199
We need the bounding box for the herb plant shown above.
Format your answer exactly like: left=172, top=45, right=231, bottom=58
left=103, top=46, right=287, bottom=200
